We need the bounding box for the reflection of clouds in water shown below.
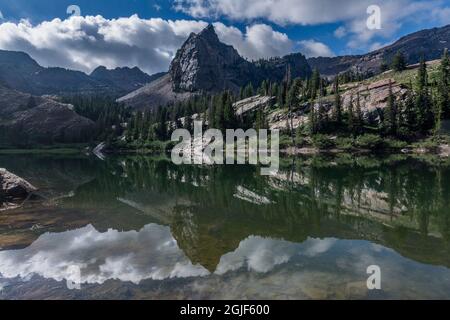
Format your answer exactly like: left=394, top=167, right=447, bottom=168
left=215, top=236, right=296, bottom=274
left=0, top=224, right=340, bottom=285
left=216, top=236, right=337, bottom=274
left=0, top=224, right=209, bottom=284
left=302, top=238, right=338, bottom=257
left=1, top=224, right=449, bottom=299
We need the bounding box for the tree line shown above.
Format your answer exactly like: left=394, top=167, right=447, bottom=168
left=307, top=50, right=449, bottom=141
left=57, top=49, right=450, bottom=148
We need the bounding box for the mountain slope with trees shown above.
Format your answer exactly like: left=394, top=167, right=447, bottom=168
left=116, top=49, right=450, bottom=155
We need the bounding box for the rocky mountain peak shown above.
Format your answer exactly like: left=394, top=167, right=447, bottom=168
left=197, top=24, right=220, bottom=43
left=169, top=24, right=250, bottom=93
left=121, top=24, right=311, bottom=110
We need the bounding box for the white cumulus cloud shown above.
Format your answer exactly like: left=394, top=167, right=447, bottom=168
left=174, top=0, right=369, bottom=25
left=214, top=23, right=293, bottom=60
left=299, top=40, right=335, bottom=58
left=174, top=0, right=447, bottom=53
left=0, top=15, right=294, bottom=74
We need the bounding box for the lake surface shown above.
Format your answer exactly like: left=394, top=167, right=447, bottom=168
left=0, top=153, right=449, bottom=299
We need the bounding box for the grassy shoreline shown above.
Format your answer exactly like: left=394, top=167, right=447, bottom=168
left=1, top=135, right=449, bottom=158
left=0, top=143, right=89, bottom=155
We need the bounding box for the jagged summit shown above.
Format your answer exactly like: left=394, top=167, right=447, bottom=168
left=169, top=24, right=248, bottom=93
left=119, top=24, right=311, bottom=110
left=90, top=65, right=158, bottom=93
left=198, top=24, right=221, bottom=42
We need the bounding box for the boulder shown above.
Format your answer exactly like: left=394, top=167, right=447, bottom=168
left=0, top=168, right=37, bottom=199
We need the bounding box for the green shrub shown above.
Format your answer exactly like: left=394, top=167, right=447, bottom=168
left=412, top=138, right=439, bottom=151
left=335, top=137, right=354, bottom=150
left=355, top=134, right=384, bottom=150
left=296, top=135, right=307, bottom=147
left=311, top=134, right=336, bottom=149
left=279, top=135, right=294, bottom=149
left=145, top=140, right=165, bottom=153
left=385, top=139, right=408, bottom=150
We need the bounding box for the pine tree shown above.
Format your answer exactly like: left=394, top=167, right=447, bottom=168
left=333, top=77, right=342, bottom=126
left=438, top=49, right=450, bottom=118
left=317, top=101, right=329, bottom=133
left=347, top=94, right=355, bottom=135
left=156, top=107, right=168, bottom=140
left=255, top=105, right=267, bottom=130
left=415, top=56, right=434, bottom=133
left=287, top=79, right=301, bottom=107
left=434, top=91, right=442, bottom=139
left=380, top=60, right=389, bottom=72
left=391, top=51, right=407, bottom=72
left=222, top=91, right=236, bottom=129
left=309, top=101, right=317, bottom=134
left=239, top=87, right=244, bottom=100
left=271, top=83, right=279, bottom=101
left=383, top=80, right=398, bottom=136
left=243, top=83, right=254, bottom=99
left=398, top=85, right=415, bottom=137
left=311, top=68, right=321, bottom=99
left=214, top=94, right=225, bottom=131
left=354, top=91, right=364, bottom=134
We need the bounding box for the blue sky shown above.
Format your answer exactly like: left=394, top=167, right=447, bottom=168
left=0, top=0, right=449, bottom=74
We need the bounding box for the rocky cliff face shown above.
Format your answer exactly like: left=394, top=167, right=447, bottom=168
left=341, top=78, right=408, bottom=121
left=169, top=24, right=255, bottom=93
left=169, top=25, right=312, bottom=94
left=308, top=24, right=450, bottom=77
left=234, top=78, right=409, bottom=131
left=120, top=24, right=311, bottom=110
left=0, top=85, right=96, bottom=145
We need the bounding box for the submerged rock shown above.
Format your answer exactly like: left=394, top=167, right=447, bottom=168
left=0, top=168, right=37, bottom=199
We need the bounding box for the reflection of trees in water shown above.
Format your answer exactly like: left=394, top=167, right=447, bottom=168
left=59, top=154, right=450, bottom=268
left=89, top=155, right=450, bottom=241
left=3, top=154, right=449, bottom=271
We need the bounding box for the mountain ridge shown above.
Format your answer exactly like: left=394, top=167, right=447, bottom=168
left=0, top=50, right=157, bottom=96
left=308, top=24, right=450, bottom=77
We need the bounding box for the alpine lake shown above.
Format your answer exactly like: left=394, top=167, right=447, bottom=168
left=0, top=152, right=449, bottom=299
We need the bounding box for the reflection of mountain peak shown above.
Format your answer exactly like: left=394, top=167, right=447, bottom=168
left=3, top=155, right=450, bottom=275
left=171, top=207, right=242, bottom=272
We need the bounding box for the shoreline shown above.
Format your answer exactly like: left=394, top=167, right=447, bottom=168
left=1, top=142, right=449, bottom=158
left=282, top=144, right=450, bottom=157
